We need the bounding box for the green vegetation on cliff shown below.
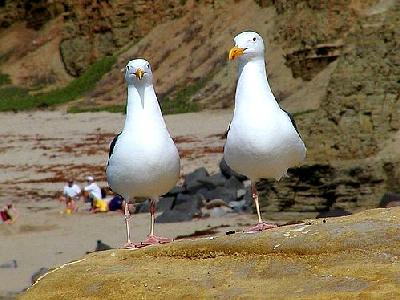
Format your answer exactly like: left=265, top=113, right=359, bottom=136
left=67, top=77, right=203, bottom=115
left=0, top=56, right=116, bottom=111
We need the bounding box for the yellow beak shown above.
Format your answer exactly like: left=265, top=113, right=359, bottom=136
left=228, top=46, right=246, bottom=60
left=134, top=68, right=144, bottom=80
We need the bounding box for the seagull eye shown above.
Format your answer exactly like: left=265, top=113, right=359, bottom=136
left=253, top=37, right=256, bottom=41
left=126, top=66, right=130, bottom=70
left=147, top=64, right=150, bottom=69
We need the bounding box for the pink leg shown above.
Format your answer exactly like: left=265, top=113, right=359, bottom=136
left=122, top=200, right=137, bottom=249
left=136, top=198, right=172, bottom=248
left=245, top=183, right=277, bottom=233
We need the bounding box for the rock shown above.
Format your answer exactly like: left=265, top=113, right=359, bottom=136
left=134, top=200, right=150, bottom=214
left=165, top=186, right=186, bottom=196
left=157, top=197, right=175, bottom=212
left=154, top=210, right=193, bottom=223
left=135, top=197, right=175, bottom=213
left=31, top=267, right=49, bottom=284
left=219, top=158, right=247, bottom=181
left=228, top=199, right=248, bottom=213
left=156, top=194, right=202, bottom=223
left=237, top=188, right=247, bottom=199
left=202, top=186, right=237, bottom=203
left=95, top=240, right=112, bottom=252
left=0, top=259, right=17, bottom=268
left=316, top=208, right=352, bottom=218
left=204, top=199, right=229, bottom=209
left=209, top=206, right=231, bottom=217
left=379, top=192, right=400, bottom=208
left=197, top=173, right=227, bottom=189
left=20, top=208, right=400, bottom=299
left=184, top=167, right=209, bottom=193
left=224, top=176, right=244, bottom=191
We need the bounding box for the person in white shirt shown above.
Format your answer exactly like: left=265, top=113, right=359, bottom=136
left=83, top=176, right=102, bottom=209
left=59, top=179, right=81, bottom=203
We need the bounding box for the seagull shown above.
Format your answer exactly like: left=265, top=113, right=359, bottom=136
left=106, top=59, right=180, bottom=248
left=224, top=31, right=306, bottom=232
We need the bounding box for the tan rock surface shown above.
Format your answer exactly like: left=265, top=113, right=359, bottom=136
left=20, top=208, right=400, bottom=299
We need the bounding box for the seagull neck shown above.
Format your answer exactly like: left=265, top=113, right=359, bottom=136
left=235, top=57, right=276, bottom=109
left=124, top=84, right=161, bottom=128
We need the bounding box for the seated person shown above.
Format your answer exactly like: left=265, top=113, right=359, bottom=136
left=59, top=179, right=81, bottom=203
left=83, top=176, right=102, bottom=210
left=65, top=198, right=78, bottom=215
left=92, top=198, right=109, bottom=213
left=0, top=204, right=18, bottom=224
left=108, top=195, right=124, bottom=212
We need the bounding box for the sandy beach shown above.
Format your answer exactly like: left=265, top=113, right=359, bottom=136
left=0, top=109, right=260, bottom=296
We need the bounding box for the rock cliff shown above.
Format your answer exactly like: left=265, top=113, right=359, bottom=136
left=20, top=208, right=400, bottom=299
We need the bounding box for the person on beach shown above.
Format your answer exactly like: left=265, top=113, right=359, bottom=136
left=59, top=179, right=81, bottom=203
left=64, top=198, right=78, bottom=214
left=0, top=203, right=19, bottom=224
left=83, top=176, right=102, bottom=210
left=108, top=194, right=124, bottom=212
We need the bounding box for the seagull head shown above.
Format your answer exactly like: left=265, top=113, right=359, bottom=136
left=228, top=31, right=265, bottom=61
left=124, top=59, right=153, bottom=87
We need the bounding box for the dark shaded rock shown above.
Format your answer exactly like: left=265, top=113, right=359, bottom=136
left=316, top=208, right=352, bottom=218
left=155, top=210, right=193, bottom=223
left=157, top=197, right=175, bottom=212
left=135, top=197, right=175, bottom=214
left=237, top=188, right=247, bottom=199
left=379, top=192, right=400, bottom=208
left=95, top=240, right=112, bottom=252
left=203, top=187, right=237, bottom=203
left=184, top=167, right=209, bottom=193
left=224, top=176, right=244, bottom=191
left=31, top=267, right=49, bottom=284
left=229, top=199, right=249, bottom=213
left=195, top=187, right=209, bottom=198
left=156, top=194, right=202, bottom=223
left=166, top=186, right=186, bottom=196
left=135, top=200, right=150, bottom=214
left=173, top=193, right=202, bottom=210
left=0, top=259, right=17, bottom=268
left=219, top=158, right=247, bottom=181
left=198, top=173, right=227, bottom=189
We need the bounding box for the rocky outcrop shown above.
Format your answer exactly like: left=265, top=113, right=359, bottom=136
left=20, top=208, right=400, bottom=299
left=257, top=159, right=400, bottom=220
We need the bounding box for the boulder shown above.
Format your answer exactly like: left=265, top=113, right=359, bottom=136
left=135, top=197, right=175, bottom=214
left=95, top=240, right=112, bottom=252
left=202, top=186, right=237, bottom=203
left=165, top=186, right=186, bottom=197
left=31, top=267, right=49, bottom=285
left=184, top=167, right=209, bottom=193
left=21, top=208, right=400, bottom=299
left=156, top=194, right=202, bottom=223
left=157, top=197, right=175, bottom=212
left=197, top=173, right=227, bottom=189
left=219, top=158, right=247, bottom=181
left=223, top=176, right=244, bottom=191
left=135, top=200, right=150, bottom=214
left=379, top=192, right=400, bottom=208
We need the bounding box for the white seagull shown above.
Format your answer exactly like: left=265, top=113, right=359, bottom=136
left=106, top=59, right=180, bottom=248
left=224, top=31, right=306, bottom=232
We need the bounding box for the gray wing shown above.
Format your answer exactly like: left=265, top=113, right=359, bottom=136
left=281, top=108, right=300, bottom=136
left=108, top=132, right=121, bottom=159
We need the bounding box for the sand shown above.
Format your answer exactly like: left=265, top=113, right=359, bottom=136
left=0, top=109, right=260, bottom=296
